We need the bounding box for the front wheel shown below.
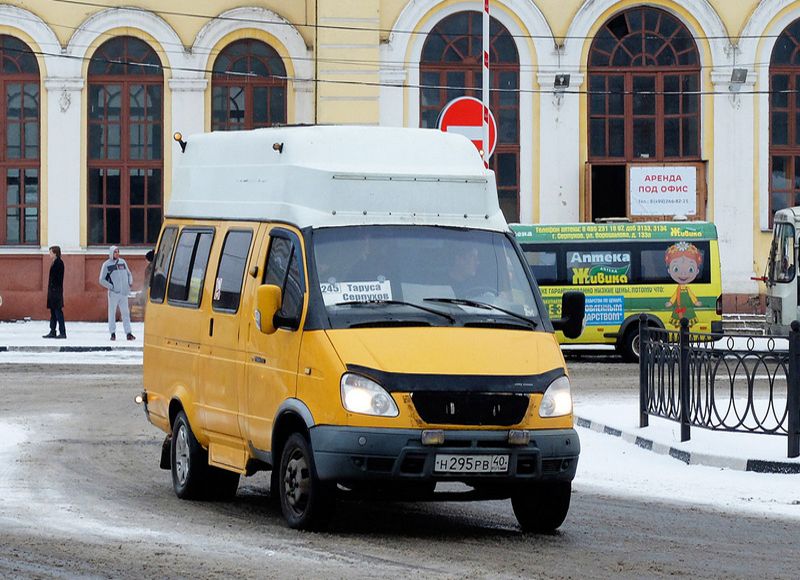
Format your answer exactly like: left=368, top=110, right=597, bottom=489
left=279, top=433, right=334, bottom=530
left=511, top=481, right=572, bottom=533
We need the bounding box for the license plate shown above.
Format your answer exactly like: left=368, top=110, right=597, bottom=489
left=434, top=454, right=509, bottom=473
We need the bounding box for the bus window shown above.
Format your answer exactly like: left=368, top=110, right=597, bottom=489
left=640, top=242, right=710, bottom=285
left=525, top=250, right=558, bottom=284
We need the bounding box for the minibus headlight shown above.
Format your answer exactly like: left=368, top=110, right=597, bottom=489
left=539, top=376, right=573, bottom=418
left=340, top=373, right=399, bottom=417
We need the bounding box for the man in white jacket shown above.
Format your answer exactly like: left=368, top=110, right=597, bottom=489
left=98, top=246, right=135, bottom=340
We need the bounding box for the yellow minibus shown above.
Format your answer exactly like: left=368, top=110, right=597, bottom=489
left=511, top=221, right=723, bottom=360
left=139, top=126, right=585, bottom=532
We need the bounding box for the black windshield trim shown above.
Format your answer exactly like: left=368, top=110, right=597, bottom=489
left=346, top=365, right=565, bottom=394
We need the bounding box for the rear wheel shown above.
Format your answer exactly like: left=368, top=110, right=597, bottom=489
left=171, top=410, right=240, bottom=500
left=511, top=481, right=572, bottom=533
left=171, top=411, right=207, bottom=500
left=279, top=433, right=334, bottom=530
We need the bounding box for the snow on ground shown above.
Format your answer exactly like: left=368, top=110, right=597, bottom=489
left=0, top=320, right=144, bottom=347
left=0, top=320, right=143, bottom=364
left=0, top=350, right=143, bottom=365
left=577, top=401, right=799, bottom=464
left=575, top=427, right=800, bottom=520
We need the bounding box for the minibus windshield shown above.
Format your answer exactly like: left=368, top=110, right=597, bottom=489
left=312, top=226, right=542, bottom=329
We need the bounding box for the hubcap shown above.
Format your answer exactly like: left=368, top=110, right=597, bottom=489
left=632, top=335, right=641, bottom=358
left=283, top=448, right=310, bottom=514
left=175, top=424, right=190, bottom=486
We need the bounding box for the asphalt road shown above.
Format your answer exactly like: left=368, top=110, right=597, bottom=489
left=0, top=362, right=796, bottom=579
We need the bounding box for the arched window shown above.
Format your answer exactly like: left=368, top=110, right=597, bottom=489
left=0, top=36, right=39, bottom=245
left=420, top=12, right=520, bottom=222
left=88, top=37, right=163, bottom=246
left=769, top=19, right=800, bottom=223
left=212, top=39, right=287, bottom=131
left=589, top=7, right=700, bottom=161
left=587, top=7, right=700, bottom=220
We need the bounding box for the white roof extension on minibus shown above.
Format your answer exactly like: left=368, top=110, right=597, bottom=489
left=167, top=125, right=508, bottom=232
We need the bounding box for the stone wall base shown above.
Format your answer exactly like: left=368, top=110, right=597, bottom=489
left=722, top=293, right=766, bottom=315
left=0, top=253, right=148, bottom=322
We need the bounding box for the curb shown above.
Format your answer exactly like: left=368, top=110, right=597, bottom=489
left=575, top=416, right=800, bottom=474
left=0, top=346, right=142, bottom=353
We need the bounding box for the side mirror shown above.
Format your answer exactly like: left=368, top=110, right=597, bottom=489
left=255, top=284, right=282, bottom=334
left=552, top=291, right=585, bottom=339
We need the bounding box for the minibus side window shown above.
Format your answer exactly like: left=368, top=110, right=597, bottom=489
left=264, top=233, right=305, bottom=329
left=168, top=229, right=214, bottom=307
left=212, top=229, right=253, bottom=313
left=150, top=226, right=178, bottom=303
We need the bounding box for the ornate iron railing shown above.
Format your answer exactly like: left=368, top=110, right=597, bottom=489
left=639, top=314, right=800, bottom=458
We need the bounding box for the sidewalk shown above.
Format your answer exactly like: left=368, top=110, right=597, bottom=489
left=574, top=400, right=800, bottom=475
left=0, top=320, right=143, bottom=364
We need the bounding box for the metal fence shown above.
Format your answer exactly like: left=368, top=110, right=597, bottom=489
left=638, top=313, right=800, bottom=458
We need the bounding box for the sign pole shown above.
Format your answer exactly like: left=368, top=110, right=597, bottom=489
left=482, top=0, right=490, bottom=169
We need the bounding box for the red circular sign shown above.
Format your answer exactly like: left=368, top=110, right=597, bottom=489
left=437, top=96, right=497, bottom=158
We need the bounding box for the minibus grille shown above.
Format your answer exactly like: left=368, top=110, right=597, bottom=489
left=411, top=392, right=529, bottom=426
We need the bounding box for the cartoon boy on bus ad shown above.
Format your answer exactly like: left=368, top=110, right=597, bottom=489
left=664, top=241, right=702, bottom=327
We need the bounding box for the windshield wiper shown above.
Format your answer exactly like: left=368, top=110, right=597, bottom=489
left=423, top=297, right=538, bottom=329
left=334, top=300, right=456, bottom=324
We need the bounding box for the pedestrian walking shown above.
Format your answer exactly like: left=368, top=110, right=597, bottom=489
left=43, top=245, right=66, bottom=339
left=99, top=245, right=135, bottom=341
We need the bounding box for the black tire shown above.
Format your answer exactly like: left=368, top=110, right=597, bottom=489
left=511, top=481, right=572, bottom=534
left=171, top=410, right=208, bottom=500
left=278, top=433, right=334, bottom=530
left=619, top=326, right=641, bottom=363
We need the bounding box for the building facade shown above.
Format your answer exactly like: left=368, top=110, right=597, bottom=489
left=0, top=0, right=795, bottom=320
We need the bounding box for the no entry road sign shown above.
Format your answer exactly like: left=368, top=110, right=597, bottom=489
left=437, top=96, right=497, bottom=159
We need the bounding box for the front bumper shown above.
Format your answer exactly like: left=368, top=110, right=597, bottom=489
left=310, top=426, right=579, bottom=484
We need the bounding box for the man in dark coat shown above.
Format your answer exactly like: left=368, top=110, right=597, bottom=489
left=43, top=245, right=66, bottom=339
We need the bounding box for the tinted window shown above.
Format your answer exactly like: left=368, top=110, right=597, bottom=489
left=524, top=250, right=558, bottom=284
left=150, top=226, right=177, bottom=303
left=264, top=233, right=305, bottom=326
left=212, top=229, right=253, bottom=312
left=168, top=229, right=214, bottom=306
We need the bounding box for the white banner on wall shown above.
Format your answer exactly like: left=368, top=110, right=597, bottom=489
left=629, top=166, right=697, bottom=216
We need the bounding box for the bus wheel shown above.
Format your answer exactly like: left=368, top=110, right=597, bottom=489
left=279, top=433, right=334, bottom=530
left=511, top=481, right=571, bottom=533
left=171, top=411, right=208, bottom=500
left=620, top=327, right=641, bottom=362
